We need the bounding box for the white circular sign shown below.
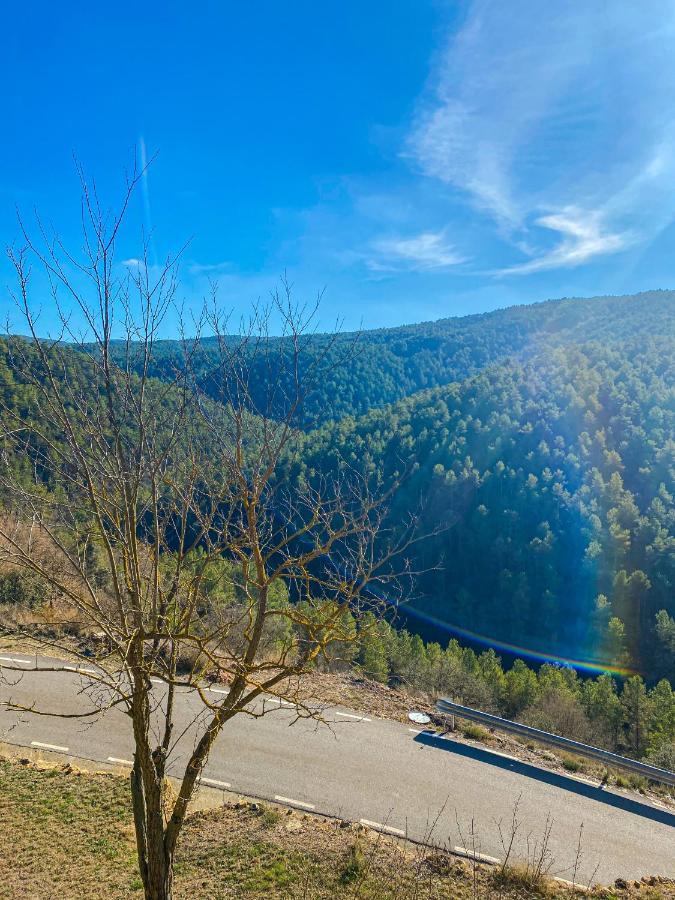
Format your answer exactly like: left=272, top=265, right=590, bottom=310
left=408, top=711, right=431, bottom=725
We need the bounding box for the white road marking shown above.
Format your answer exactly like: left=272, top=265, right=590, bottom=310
left=408, top=728, right=422, bottom=734
left=0, top=656, right=31, bottom=665
left=484, top=749, right=520, bottom=763
left=64, top=666, right=97, bottom=674
left=209, top=687, right=228, bottom=694
left=31, top=741, right=69, bottom=753
left=199, top=777, right=231, bottom=789
left=150, top=679, right=164, bottom=685
left=274, top=795, right=315, bottom=810
left=453, top=846, right=501, bottom=865
left=107, top=757, right=133, bottom=766
left=267, top=697, right=294, bottom=706
left=360, top=818, right=405, bottom=836
left=335, top=711, right=371, bottom=722
left=566, top=773, right=600, bottom=787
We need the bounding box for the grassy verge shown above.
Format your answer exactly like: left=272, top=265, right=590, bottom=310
left=0, top=756, right=673, bottom=899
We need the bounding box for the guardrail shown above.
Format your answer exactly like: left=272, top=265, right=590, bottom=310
left=435, top=698, right=675, bottom=788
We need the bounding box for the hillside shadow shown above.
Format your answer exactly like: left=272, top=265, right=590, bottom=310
left=414, top=731, right=675, bottom=828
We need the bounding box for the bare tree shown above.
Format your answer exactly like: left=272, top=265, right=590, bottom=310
left=0, top=163, right=418, bottom=899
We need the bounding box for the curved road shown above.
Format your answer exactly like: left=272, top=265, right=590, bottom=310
left=1, top=652, right=673, bottom=887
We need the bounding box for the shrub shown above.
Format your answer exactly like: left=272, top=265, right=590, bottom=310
left=627, top=773, right=647, bottom=793
left=461, top=724, right=491, bottom=743
left=174, top=646, right=202, bottom=675
left=492, top=864, right=546, bottom=894
left=647, top=742, right=675, bottom=771
left=340, top=842, right=367, bottom=885
left=258, top=804, right=283, bottom=828
left=0, top=569, right=48, bottom=608
left=613, top=773, right=646, bottom=793
left=522, top=692, right=593, bottom=744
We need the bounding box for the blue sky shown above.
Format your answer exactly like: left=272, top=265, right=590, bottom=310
left=3, top=0, right=675, bottom=334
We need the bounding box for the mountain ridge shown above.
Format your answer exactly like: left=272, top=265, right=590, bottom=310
left=110, top=290, right=674, bottom=430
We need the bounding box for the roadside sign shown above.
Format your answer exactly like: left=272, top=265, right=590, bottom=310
left=408, top=711, right=431, bottom=725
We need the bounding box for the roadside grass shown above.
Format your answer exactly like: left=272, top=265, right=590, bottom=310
left=339, top=841, right=368, bottom=885
left=258, top=803, right=284, bottom=828
left=0, top=756, right=673, bottom=899
left=461, top=723, right=493, bottom=743
left=491, top=864, right=549, bottom=895
left=561, top=756, right=583, bottom=773
left=614, top=773, right=648, bottom=794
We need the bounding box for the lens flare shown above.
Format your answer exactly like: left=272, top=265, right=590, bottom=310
left=400, top=603, right=636, bottom=677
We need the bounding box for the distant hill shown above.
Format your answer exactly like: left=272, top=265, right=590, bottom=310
left=119, top=291, right=675, bottom=429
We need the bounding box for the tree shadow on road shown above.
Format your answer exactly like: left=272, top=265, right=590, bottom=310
left=414, top=731, right=675, bottom=828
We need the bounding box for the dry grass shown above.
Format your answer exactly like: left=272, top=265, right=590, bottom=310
left=0, top=756, right=673, bottom=900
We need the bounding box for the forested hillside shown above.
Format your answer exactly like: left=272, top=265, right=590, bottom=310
left=3, top=292, right=674, bottom=685
left=287, top=335, right=675, bottom=681
left=113, top=290, right=675, bottom=429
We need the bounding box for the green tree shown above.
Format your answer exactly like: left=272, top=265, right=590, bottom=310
left=647, top=679, right=675, bottom=753
left=357, top=612, right=389, bottom=683
left=424, top=641, right=444, bottom=693
left=0, top=569, right=48, bottom=608
left=407, top=634, right=428, bottom=687
left=607, top=617, right=629, bottom=666
left=621, top=676, right=651, bottom=756
left=504, top=659, right=539, bottom=717
left=582, top=674, right=622, bottom=748
left=477, top=649, right=506, bottom=702
left=655, top=610, right=675, bottom=654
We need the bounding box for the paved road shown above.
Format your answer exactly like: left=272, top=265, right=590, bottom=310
left=1, top=652, right=673, bottom=886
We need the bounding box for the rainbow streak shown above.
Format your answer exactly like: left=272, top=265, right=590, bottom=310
left=400, top=603, right=636, bottom=677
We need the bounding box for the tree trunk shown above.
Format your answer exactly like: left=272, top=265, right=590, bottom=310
left=143, top=845, right=173, bottom=900
left=130, top=762, right=149, bottom=888
left=131, top=754, right=174, bottom=900
left=143, top=770, right=174, bottom=900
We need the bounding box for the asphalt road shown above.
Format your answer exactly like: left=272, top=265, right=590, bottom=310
left=1, top=652, right=673, bottom=887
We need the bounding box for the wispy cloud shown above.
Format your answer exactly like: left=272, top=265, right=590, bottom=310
left=186, top=260, right=233, bottom=276
left=369, top=230, right=466, bottom=272
left=498, top=208, right=630, bottom=275
left=407, top=1, right=675, bottom=274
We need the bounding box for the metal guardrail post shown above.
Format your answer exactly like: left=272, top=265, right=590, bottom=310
left=435, top=698, right=675, bottom=788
